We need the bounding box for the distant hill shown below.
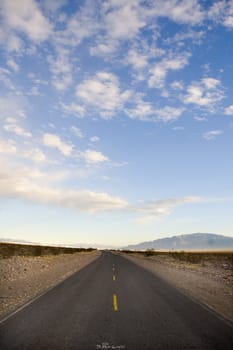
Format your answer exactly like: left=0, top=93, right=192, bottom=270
left=123, top=233, right=233, bottom=251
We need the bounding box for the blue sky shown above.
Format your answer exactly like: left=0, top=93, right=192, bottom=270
left=0, top=0, right=233, bottom=246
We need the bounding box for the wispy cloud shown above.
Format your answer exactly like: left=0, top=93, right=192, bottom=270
left=60, top=102, right=85, bottom=118
left=47, top=50, right=73, bottom=90
left=0, top=161, right=128, bottom=213
left=208, top=0, right=233, bottom=28
left=3, top=122, right=32, bottom=138
left=183, top=77, right=224, bottom=111
left=70, top=126, right=83, bottom=139
left=148, top=54, right=189, bottom=89
left=0, top=158, right=203, bottom=221
left=43, top=133, right=73, bottom=156
left=202, top=130, right=223, bottom=140
left=7, top=58, right=20, bottom=72
left=1, top=0, right=52, bottom=42
left=132, top=196, right=203, bottom=223
left=148, top=0, right=204, bottom=25
left=82, top=150, right=109, bottom=164
left=76, top=72, right=131, bottom=118
left=224, top=105, right=233, bottom=116
left=155, top=106, right=184, bottom=123
left=0, top=95, right=27, bottom=120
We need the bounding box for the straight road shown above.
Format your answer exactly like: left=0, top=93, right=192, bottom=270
left=0, top=251, right=232, bottom=349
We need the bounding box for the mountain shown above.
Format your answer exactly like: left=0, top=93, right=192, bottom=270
left=123, top=233, right=233, bottom=251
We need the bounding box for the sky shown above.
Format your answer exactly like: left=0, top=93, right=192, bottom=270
left=0, top=0, right=233, bottom=247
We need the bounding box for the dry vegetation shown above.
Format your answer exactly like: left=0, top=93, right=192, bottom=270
left=0, top=242, right=95, bottom=258
left=121, top=249, right=233, bottom=264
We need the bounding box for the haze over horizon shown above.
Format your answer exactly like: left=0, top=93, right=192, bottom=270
left=0, top=0, right=233, bottom=246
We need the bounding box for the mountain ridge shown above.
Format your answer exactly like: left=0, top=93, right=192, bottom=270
left=123, top=233, right=233, bottom=250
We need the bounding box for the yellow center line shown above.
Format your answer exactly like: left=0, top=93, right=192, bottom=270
left=113, top=275, right=116, bottom=281
left=113, top=294, right=118, bottom=311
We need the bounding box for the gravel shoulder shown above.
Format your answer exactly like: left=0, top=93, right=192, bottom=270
left=0, top=250, right=101, bottom=319
left=122, top=252, right=233, bottom=323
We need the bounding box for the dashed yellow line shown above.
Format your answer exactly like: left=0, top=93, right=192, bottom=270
left=113, top=294, right=118, bottom=311
left=113, top=275, right=116, bottom=281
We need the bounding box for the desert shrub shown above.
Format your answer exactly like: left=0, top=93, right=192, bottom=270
left=144, top=250, right=155, bottom=257
left=169, top=251, right=203, bottom=264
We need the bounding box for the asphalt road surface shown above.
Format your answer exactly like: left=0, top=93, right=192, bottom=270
left=0, top=251, right=232, bottom=349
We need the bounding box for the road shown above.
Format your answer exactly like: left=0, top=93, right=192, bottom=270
left=0, top=251, right=232, bottom=349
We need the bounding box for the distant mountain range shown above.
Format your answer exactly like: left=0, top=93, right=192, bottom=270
left=123, top=233, right=233, bottom=251
left=1, top=233, right=233, bottom=251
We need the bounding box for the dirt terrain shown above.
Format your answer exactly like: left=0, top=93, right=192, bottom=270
left=0, top=249, right=100, bottom=319
left=122, top=251, right=233, bottom=323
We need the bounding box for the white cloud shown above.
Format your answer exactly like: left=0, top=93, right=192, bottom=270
left=90, top=136, right=100, bottom=143
left=155, top=106, right=184, bottom=123
left=0, top=95, right=27, bottom=120
left=127, top=48, right=148, bottom=70
left=6, top=34, right=23, bottom=52
left=82, top=150, right=109, bottom=164
left=48, top=51, right=73, bottom=91
left=0, top=67, right=14, bottom=89
left=148, top=54, right=189, bottom=88
left=125, top=97, right=153, bottom=121
left=70, top=126, right=83, bottom=138
left=203, top=130, right=223, bottom=140
left=43, top=133, right=73, bottom=156
left=27, top=86, right=42, bottom=96
left=224, top=105, right=233, bottom=115
left=0, top=159, right=203, bottom=219
left=170, top=81, right=184, bottom=90
left=0, top=162, right=128, bottom=213
left=76, top=72, right=131, bottom=118
left=165, top=30, right=205, bottom=46
left=7, top=58, right=19, bottom=72
left=183, top=77, right=224, bottom=110
left=133, top=196, right=202, bottom=223
left=144, top=0, right=204, bottom=25
left=60, top=102, right=85, bottom=118
left=42, top=0, right=67, bottom=13
left=102, top=1, right=146, bottom=40
left=2, top=114, right=31, bottom=139
left=1, top=0, right=52, bottom=42
left=90, top=40, right=119, bottom=56
left=202, top=77, right=220, bottom=89
left=126, top=96, right=183, bottom=123
left=0, top=136, right=48, bottom=163
left=194, top=116, right=208, bottom=122
left=23, top=148, right=47, bottom=162
left=54, top=2, right=99, bottom=47
left=3, top=123, right=32, bottom=138
left=0, top=138, right=17, bottom=154
left=208, top=0, right=233, bottom=28
left=173, top=126, right=184, bottom=131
